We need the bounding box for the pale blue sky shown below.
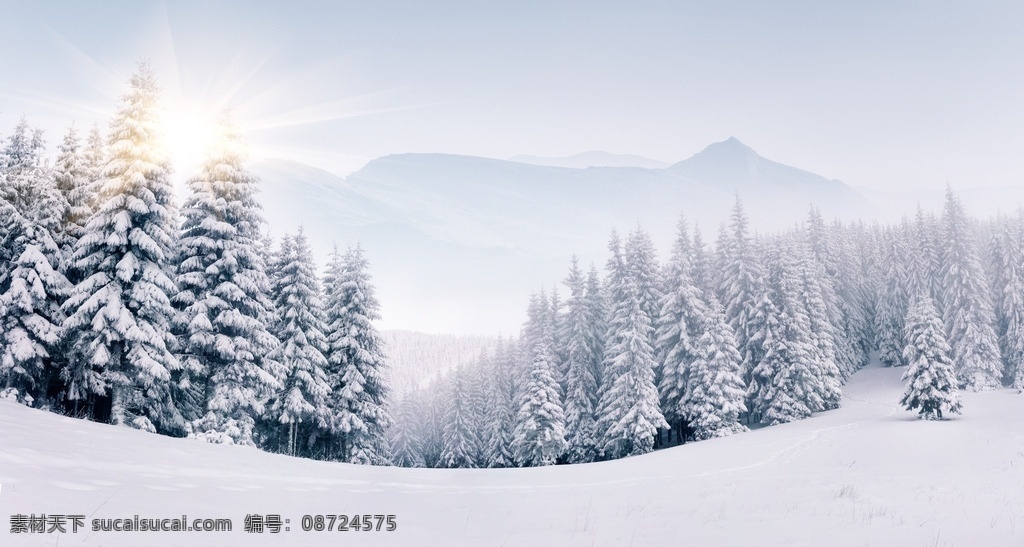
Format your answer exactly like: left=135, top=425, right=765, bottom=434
left=1, top=1, right=1022, bottom=191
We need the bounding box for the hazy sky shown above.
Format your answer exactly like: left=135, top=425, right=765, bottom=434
left=1, top=1, right=1022, bottom=192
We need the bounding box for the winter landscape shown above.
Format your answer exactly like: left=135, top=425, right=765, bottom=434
left=2, top=2, right=1024, bottom=546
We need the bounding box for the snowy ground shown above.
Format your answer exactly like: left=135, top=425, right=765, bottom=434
left=2, top=363, right=1022, bottom=546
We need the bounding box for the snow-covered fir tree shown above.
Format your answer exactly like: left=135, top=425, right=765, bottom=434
left=322, top=245, right=392, bottom=464
left=940, top=188, right=1002, bottom=390
left=584, top=264, right=607, bottom=388
left=625, top=227, right=663, bottom=343
left=0, top=236, right=71, bottom=405
left=718, top=197, right=765, bottom=396
left=62, top=65, right=183, bottom=434
left=900, top=294, right=963, bottom=420
left=989, top=214, right=1024, bottom=388
left=511, top=292, right=567, bottom=466
left=595, top=233, right=668, bottom=459
left=875, top=229, right=910, bottom=367
left=749, top=243, right=824, bottom=424
left=388, top=394, right=425, bottom=467
left=655, top=217, right=708, bottom=443
left=684, top=297, right=748, bottom=440
left=796, top=247, right=843, bottom=410
left=52, top=125, right=94, bottom=277
left=438, top=365, right=481, bottom=468
left=484, top=337, right=517, bottom=467
left=560, top=256, right=601, bottom=463
left=264, top=229, right=331, bottom=456
left=172, top=116, right=282, bottom=445
left=0, top=118, right=72, bottom=407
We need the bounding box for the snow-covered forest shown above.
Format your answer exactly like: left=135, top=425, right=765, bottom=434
left=2, top=64, right=1023, bottom=473
left=0, top=65, right=392, bottom=464
left=391, top=196, right=1024, bottom=468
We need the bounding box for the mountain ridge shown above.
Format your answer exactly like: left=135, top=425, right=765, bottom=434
left=251, top=139, right=872, bottom=334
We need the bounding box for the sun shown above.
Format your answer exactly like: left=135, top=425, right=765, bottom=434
left=160, top=103, right=222, bottom=180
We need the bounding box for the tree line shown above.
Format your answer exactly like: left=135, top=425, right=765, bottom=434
left=390, top=194, right=1024, bottom=467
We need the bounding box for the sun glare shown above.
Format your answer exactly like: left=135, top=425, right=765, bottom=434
left=161, top=105, right=221, bottom=181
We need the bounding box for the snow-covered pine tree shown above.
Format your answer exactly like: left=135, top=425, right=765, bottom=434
left=749, top=243, right=823, bottom=425
left=595, top=232, right=668, bottom=459
left=82, top=123, right=106, bottom=202
left=0, top=118, right=59, bottom=287
left=684, top=296, right=748, bottom=440
left=61, top=65, right=183, bottom=434
left=875, top=229, right=911, bottom=367
left=830, top=221, right=873, bottom=374
left=322, top=245, right=392, bottom=464
left=900, top=294, right=963, bottom=420
left=584, top=264, right=607, bottom=389
left=548, top=287, right=568, bottom=390
left=989, top=214, right=1024, bottom=388
left=940, top=188, right=1002, bottom=390
left=796, top=245, right=843, bottom=410
left=805, top=208, right=859, bottom=377
left=561, top=256, right=601, bottom=463
left=417, top=383, right=445, bottom=468
left=0, top=235, right=71, bottom=406
left=52, top=125, right=94, bottom=278
left=718, top=197, right=765, bottom=395
left=691, top=225, right=714, bottom=298
left=388, top=394, right=425, bottom=467
left=626, top=227, right=663, bottom=341
left=484, top=337, right=517, bottom=467
left=909, top=207, right=942, bottom=302
left=265, top=228, right=331, bottom=457
left=655, top=217, right=708, bottom=444
left=172, top=115, right=282, bottom=445
left=511, top=291, right=567, bottom=466
left=743, top=285, right=780, bottom=424
left=0, top=118, right=73, bottom=407
left=438, top=366, right=481, bottom=468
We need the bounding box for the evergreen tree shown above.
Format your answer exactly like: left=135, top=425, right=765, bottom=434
left=690, top=225, right=714, bottom=297
left=940, top=189, right=1002, bottom=390
left=749, top=244, right=823, bottom=424
left=684, top=297, right=748, bottom=440
left=718, top=197, right=765, bottom=393
left=561, top=256, right=601, bottom=463
left=438, top=366, right=480, bottom=468
left=511, top=292, right=567, bottom=466
left=625, top=227, right=663, bottom=339
left=52, top=125, right=94, bottom=276
left=62, top=65, right=183, bottom=433
left=322, top=245, right=392, bottom=464
left=584, top=264, right=607, bottom=389
left=173, top=116, right=282, bottom=445
left=875, top=230, right=910, bottom=367
left=655, top=218, right=707, bottom=443
left=484, top=338, right=517, bottom=467
left=990, top=215, right=1024, bottom=388
left=0, top=237, right=71, bottom=405
left=389, top=395, right=425, bottom=467
left=796, top=247, right=843, bottom=410
left=900, top=295, right=963, bottom=420
left=265, top=229, right=331, bottom=456
left=595, top=233, right=668, bottom=459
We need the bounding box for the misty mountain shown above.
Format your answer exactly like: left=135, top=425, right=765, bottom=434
left=251, top=138, right=873, bottom=334
left=510, top=150, right=670, bottom=169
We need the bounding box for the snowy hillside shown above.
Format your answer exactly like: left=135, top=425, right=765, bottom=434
left=3, top=363, right=1022, bottom=547
left=251, top=138, right=873, bottom=334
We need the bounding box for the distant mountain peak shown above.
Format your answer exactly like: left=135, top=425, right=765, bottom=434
left=692, top=137, right=759, bottom=161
